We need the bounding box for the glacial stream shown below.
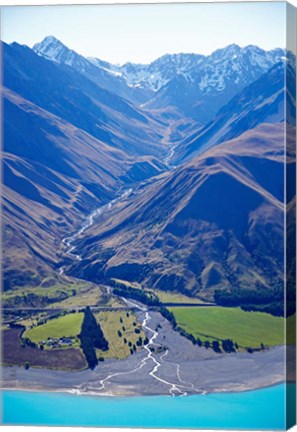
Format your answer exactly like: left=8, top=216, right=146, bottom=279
left=57, top=138, right=193, bottom=396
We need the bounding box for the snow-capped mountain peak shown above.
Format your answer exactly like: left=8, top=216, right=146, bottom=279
left=33, top=36, right=100, bottom=74
left=99, top=45, right=285, bottom=93
left=32, top=37, right=288, bottom=117
left=33, top=36, right=126, bottom=82
left=41, top=35, right=60, bottom=45
left=33, top=36, right=67, bottom=62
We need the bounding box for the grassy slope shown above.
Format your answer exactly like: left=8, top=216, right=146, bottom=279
left=78, top=124, right=288, bottom=305
left=95, top=311, right=145, bottom=360
left=49, top=286, right=124, bottom=309
left=169, top=306, right=284, bottom=348
left=111, top=278, right=142, bottom=289
left=24, top=312, right=84, bottom=343
left=2, top=281, right=126, bottom=309
left=111, top=278, right=206, bottom=304
left=17, top=311, right=49, bottom=328
left=48, top=285, right=106, bottom=308
left=2, top=282, right=89, bottom=307
left=146, top=289, right=206, bottom=304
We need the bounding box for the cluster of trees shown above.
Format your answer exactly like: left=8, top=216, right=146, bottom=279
left=111, top=281, right=160, bottom=307
left=178, top=328, right=239, bottom=353
left=9, top=323, right=24, bottom=330
left=3, top=269, right=42, bottom=291
left=21, top=337, right=37, bottom=349
left=159, top=307, right=177, bottom=328
left=79, top=306, right=109, bottom=369
left=179, top=327, right=265, bottom=354
left=214, top=286, right=285, bottom=317
left=117, top=315, right=148, bottom=354
left=159, top=306, right=243, bottom=354
left=15, top=324, right=37, bottom=349
left=121, top=338, right=137, bottom=355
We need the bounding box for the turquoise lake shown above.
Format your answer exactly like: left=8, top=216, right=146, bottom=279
left=1, top=384, right=295, bottom=429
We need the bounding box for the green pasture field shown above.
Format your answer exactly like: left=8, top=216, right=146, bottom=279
left=169, top=306, right=284, bottom=348
left=24, top=312, right=84, bottom=344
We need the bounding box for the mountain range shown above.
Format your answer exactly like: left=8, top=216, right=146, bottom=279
left=33, top=36, right=286, bottom=123
left=2, top=36, right=295, bottom=314
left=173, top=60, right=296, bottom=163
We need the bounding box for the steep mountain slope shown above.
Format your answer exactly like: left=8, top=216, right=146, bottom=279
left=173, top=61, right=296, bottom=163
left=69, top=124, right=292, bottom=313
left=33, top=36, right=153, bottom=104
left=2, top=43, right=167, bottom=291
left=141, top=45, right=285, bottom=122
left=4, top=41, right=165, bottom=158
left=2, top=88, right=163, bottom=290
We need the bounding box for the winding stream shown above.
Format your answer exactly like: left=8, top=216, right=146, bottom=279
left=163, top=143, right=176, bottom=168
left=81, top=310, right=192, bottom=396
left=60, top=122, right=176, bottom=269
left=59, top=188, right=133, bottom=275
left=58, top=135, right=191, bottom=396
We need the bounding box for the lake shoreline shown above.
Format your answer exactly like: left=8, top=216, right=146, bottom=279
left=2, top=311, right=293, bottom=398
left=2, top=313, right=293, bottom=398
left=0, top=375, right=287, bottom=398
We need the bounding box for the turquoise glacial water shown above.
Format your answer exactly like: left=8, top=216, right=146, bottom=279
left=1, top=383, right=295, bottom=429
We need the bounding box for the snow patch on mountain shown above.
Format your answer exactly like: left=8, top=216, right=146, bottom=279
left=33, top=36, right=288, bottom=100
left=88, top=44, right=285, bottom=95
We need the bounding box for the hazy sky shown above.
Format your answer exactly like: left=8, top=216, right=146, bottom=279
left=1, top=2, right=286, bottom=64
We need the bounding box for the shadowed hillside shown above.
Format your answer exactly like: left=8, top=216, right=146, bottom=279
left=2, top=38, right=294, bottom=317
left=70, top=123, right=294, bottom=315
left=173, top=61, right=296, bottom=163
left=2, top=43, right=167, bottom=291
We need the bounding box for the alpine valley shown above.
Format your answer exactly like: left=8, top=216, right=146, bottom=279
left=1, top=35, right=296, bottom=397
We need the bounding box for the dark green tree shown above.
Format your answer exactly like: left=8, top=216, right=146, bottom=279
left=81, top=306, right=108, bottom=351
left=81, top=337, right=98, bottom=369
left=204, top=340, right=210, bottom=349
left=136, top=337, right=143, bottom=347
left=222, top=339, right=235, bottom=353
left=80, top=306, right=109, bottom=369
left=212, top=340, right=221, bottom=353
